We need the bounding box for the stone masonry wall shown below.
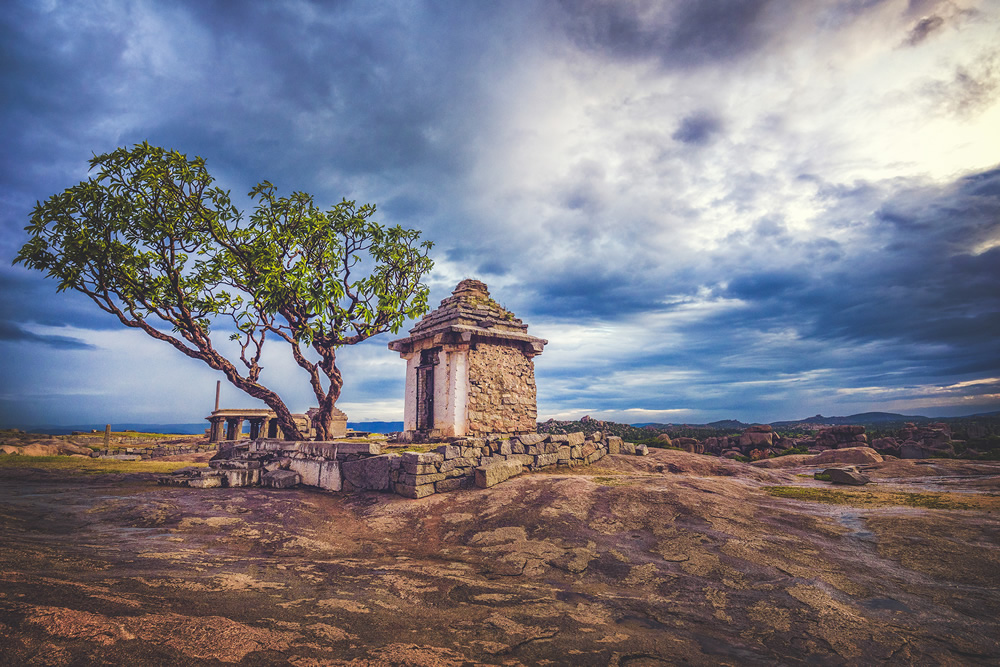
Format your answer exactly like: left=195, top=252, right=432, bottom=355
left=466, top=342, right=537, bottom=436
left=160, top=432, right=649, bottom=498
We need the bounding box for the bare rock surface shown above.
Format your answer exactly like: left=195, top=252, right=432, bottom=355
left=1, top=449, right=999, bottom=664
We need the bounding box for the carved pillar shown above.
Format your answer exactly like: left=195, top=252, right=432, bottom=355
left=248, top=418, right=264, bottom=440
left=208, top=417, right=225, bottom=443
left=225, top=418, right=242, bottom=441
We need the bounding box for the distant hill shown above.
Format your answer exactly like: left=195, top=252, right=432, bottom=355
left=706, top=419, right=750, bottom=430
left=770, top=412, right=933, bottom=428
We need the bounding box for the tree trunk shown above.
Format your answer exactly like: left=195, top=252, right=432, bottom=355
left=311, top=358, right=344, bottom=441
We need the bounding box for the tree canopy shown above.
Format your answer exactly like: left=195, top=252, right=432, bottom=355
left=15, top=143, right=434, bottom=440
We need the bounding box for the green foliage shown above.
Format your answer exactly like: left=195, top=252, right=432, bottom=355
left=14, top=144, right=434, bottom=439
left=774, top=445, right=811, bottom=457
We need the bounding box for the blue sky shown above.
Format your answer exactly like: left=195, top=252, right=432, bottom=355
left=1, top=0, right=998, bottom=427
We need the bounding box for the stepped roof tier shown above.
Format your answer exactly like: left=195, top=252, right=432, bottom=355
left=388, top=279, right=546, bottom=355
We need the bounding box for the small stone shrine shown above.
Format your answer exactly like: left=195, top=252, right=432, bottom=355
left=206, top=406, right=347, bottom=442
left=388, top=279, right=547, bottom=441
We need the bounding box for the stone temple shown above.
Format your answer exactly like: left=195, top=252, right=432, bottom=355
left=388, top=279, right=546, bottom=442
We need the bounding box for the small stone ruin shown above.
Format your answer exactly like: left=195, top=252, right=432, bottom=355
left=163, top=279, right=647, bottom=497
left=206, top=407, right=348, bottom=443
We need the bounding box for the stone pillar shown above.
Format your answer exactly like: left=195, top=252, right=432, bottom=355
left=208, top=417, right=225, bottom=443
left=248, top=418, right=264, bottom=440
left=225, top=418, right=241, bottom=441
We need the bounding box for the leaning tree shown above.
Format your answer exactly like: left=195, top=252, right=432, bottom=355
left=15, top=143, right=434, bottom=440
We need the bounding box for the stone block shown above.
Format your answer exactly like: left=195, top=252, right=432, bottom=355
left=402, top=472, right=446, bottom=486
left=581, top=442, right=596, bottom=458
left=607, top=437, right=623, bottom=454
left=636, top=444, right=649, bottom=456
left=475, top=459, right=524, bottom=488
left=401, top=451, right=443, bottom=465
left=262, top=469, right=300, bottom=489
left=557, top=446, right=571, bottom=461
left=534, top=453, right=559, bottom=467
left=548, top=434, right=569, bottom=444
left=570, top=445, right=582, bottom=459
left=337, top=441, right=385, bottom=457
left=589, top=431, right=604, bottom=442
left=223, top=469, right=260, bottom=487
left=566, top=432, right=586, bottom=446
left=402, top=462, right=440, bottom=475
left=188, top=475, right=223, bottom=488
left=341, top=455, right=393, bottom=491
left=499, top=441, right=513, bottom=456
left=436, top=444, right=462, bottom=460
left=435, top=477, right=470, bottom=493
left=461, top=447, right=478, bottom=458
left=394, top=483, right=436, bottom=499
left=622, top=442, right=636, bottom=455
left=542, top=440, right=562, bottom=454
left=295, top=442, right=339, bottom=459
left=516, top=433, right=546, bottom=446
left=287, top=458, right=341, bottom=491
left=511, top=441, right=526, bottom=454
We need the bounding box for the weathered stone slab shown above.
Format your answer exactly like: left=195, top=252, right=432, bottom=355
left=534, top=453, right=559, bottom=467
left=548, top=434, right=570, bottom=444
left=607, top=436, right=623, bottom=455
left=511, top=441, right=525, bottom=454
left=435, top=444, right=462, bottom=460
left=287, top=458, right=341, bottom=491
left=333, top=441, right=384, bottom=457
left=622, top=442, right=636, bottom=455
left=566, top=432, right=586, bottom=446
left=499, top=441, right=513, bottom=456
left=341, top=455, right=393, bottom=491
left=516, top=434, right=546, bottom=446
left=403, top=462, right=440, bottom=475
left=570, top=445, right=582, bottom=459
left=222, top=469, right=260, bottom=487
left=188, top=475, right=223, bottom=488
left=436, top=477, right=470, bottom=493
left=402, top=472, right=446, bottom=486
left=394, top=483, right=436, bottom=499
left=402, top=452, right=444, bottom=465
left=635, top=444, right=649, bottom=456
left=557, top=446, right=571, bottom=461
left=439, top=457, right=476, bottom=473
left=475, top=459, right=523, bottom=488
left=262, top=469, right=300, bottom=489
left=581, top=443, right=596, bottom=458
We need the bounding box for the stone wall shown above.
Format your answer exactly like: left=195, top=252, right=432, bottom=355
left=466, top=342, right=537, bottom=436
left=160, top=432, right=648, bottom=498
left=390, top=432, right=647, bottom=499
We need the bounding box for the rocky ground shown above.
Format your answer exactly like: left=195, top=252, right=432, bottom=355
left=1, top=450, right=998, bottom=665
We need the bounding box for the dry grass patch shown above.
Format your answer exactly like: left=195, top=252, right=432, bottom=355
left=0, top=455, right=208, bottom=475
left=764, top=485, right=1000, bottom=511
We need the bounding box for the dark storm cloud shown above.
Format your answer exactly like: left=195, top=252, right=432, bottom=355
left=901, top=13, right=945, bottom=46
left=552, top=0, right=777, bottom=68
left=0, top=320, right=94, bottom=350
left=672, top=112, right=723, bottom=145
left=692, top=164, right=1000, bottom=383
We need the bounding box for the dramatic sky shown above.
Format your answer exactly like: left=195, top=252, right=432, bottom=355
left=2, top=0, right=999, bottom=427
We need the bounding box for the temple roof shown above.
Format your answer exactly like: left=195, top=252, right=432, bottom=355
left=388, top=279, right=546, bottom=354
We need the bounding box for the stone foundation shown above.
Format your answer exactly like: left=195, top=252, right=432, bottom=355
left=159, top=432, right=647, bottom=497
